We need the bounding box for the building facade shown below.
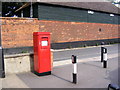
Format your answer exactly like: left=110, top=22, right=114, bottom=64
left=1, top=2, right=120, bottom=54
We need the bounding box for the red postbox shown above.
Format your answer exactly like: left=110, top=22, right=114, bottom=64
left=33, top=32, right=51, bottom=76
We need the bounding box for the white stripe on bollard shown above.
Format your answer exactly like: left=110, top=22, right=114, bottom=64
left=73, top=63, right=77, bottom=74
left=103, top=53, right=107, bottom=61
left=104, top=49, right=106, bottom=53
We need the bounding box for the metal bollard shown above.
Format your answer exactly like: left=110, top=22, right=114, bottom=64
left=71, top=55, right=77, bottom=84
left=0, top=46, right=5, bottom=78
left=101, top=42, right=105, bottom=62
left=103, top=47, right=107, bottom=68
left=101, top=47, right=104, bottom=62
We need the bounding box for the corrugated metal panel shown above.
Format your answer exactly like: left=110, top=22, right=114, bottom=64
left=33, top=4, right=38, bottom=18
left=88, top=11, right=117, bottom=24
left=118, top=16, right=120, bottom=24
left=16, top=2, right=120, bottom=15
left=44, top=2, right=119, bottom=14
left=38, top=4, right=119, bottom=24
left=114, top=15, right=119, bottom=24
left=38, top=4, right=88, bottom=22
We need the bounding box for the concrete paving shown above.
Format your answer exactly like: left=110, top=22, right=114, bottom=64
left=0, top=79, right=2, bottom=89
left=1, top=55, right=118, bottom=88
left=1, top=44, right=119, bottom=88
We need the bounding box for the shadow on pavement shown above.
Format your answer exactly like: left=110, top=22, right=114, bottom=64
left=82, top=62, right=102, bottom=69
left=51, top=73, right=72, bottom=83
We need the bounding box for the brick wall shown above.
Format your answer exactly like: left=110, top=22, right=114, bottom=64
left=39, top=20, right=119, bottom=43
left=1, top=17, right=39, bottom=48
left=1, top=17, right=119, bottom=48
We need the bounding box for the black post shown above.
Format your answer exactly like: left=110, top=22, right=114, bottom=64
left=0, top=2, right=5, bottom=78
left=103, top=47, right=107, bottom=68
left=72, top=55, right=77, bottom=84
left=101, top=42, right=105, bottom=62
left=101, top=47, right=104, bottom=62
left=0, top=47, right=5, bottom=78
left=103, top=61, right=107, bottom=68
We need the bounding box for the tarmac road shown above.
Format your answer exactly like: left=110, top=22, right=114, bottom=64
left=53, top=44, right=119, bottom=61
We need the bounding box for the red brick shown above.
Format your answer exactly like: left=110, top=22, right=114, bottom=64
left=1, top=17, right=119, bottom=48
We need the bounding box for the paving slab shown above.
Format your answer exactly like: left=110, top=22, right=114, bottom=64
left=0, top=79, right=2, bottom=89
left=1, top=56, right=118, bottom=88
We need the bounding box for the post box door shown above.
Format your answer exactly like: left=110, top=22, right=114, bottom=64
left=39, top=36, right=51, bottom=73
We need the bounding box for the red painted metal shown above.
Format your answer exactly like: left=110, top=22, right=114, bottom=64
left=33, top=32, right=51, bottom=74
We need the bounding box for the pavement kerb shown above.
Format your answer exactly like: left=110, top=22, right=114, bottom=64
left=51, top=44, right=114, bottom=52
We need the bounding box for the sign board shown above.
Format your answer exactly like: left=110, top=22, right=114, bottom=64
left=41, top=41, right=48, bottom=46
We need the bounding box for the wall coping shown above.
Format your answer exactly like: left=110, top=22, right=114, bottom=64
left=4, top=49, right=54, bottom=58
left=4, top=53, right=33, bottom=59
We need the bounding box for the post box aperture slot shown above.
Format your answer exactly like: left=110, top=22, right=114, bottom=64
left=41, top=37, right=48, bottom=47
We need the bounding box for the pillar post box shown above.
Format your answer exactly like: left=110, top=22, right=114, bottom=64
left=33, top=32, right=51, bottom=76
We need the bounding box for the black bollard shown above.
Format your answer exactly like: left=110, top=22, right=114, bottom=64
left=0, top=47, right=5, bottom=78
left=101, top=47, right=104, bottom=62
left=71, top=55, right=77, bottom=84
left=101, top=42, right=105, bottom=62
left=103, top=47, right=107, bottom=68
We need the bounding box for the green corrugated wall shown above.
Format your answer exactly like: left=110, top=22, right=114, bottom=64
left=37, top=4, right=119, bottom=24
left=21, top=3, right=119, bottom=24
left=33, top=4, right=38, bottom=18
